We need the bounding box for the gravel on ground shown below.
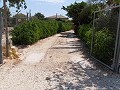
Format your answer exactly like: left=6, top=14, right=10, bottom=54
left=0, top=30, right=120, bottom=90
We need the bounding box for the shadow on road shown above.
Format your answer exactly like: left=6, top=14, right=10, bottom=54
left=48, top=31, right=120, bottom=90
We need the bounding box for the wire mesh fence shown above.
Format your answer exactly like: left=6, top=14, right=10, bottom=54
left=91, top=5, right=120, bottom=72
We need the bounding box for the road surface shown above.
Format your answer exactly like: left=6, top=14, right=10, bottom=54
left=0, top=30, right=120, bottom=90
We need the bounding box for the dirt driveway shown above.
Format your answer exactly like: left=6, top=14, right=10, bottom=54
left=0, top=30, right=120, bottom=90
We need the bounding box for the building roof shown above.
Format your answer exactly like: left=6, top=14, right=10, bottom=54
left=46, top=14, right=68, bottom=19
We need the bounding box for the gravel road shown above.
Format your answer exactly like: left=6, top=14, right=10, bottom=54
left=0, top=30, right=120, bottom=90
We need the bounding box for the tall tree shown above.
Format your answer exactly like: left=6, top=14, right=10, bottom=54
left=62, top=2, right=87, bottom=30
left=3, top=0, right=27, bottom=58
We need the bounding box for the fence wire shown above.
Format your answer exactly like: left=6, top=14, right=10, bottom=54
left=91, top=5, right=120, bottom=70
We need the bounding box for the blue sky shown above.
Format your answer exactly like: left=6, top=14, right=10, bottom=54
left=1, top=0, right=87, bottom=17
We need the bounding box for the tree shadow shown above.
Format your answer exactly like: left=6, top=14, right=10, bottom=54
left=15, top=45, right=28, bottom=49
left=59, top=32, right=77, bottom=38
left=48, top=31, right=120, bottom=90
left=49, top=58, right=120, bottom=90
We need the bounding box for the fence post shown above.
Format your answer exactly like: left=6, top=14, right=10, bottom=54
left=90, top=12, right=95, bottom=55
left=0, top=11, right=3, bottom=64
left=113, top=6, right=120, bottom=73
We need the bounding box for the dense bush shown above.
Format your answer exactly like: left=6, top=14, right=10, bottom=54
left=11, top=21, right=40, bottom=45
left=77, top=24, right=114, bottom=66
left=11, top=20, right=72, bottom=45
left=77, top=24, right=91, bottom=48
left=85, top=29, right=92, bottom=48
left=77, top=24, right=90, bottom=38
left=92, top=28, right=114, bottom=65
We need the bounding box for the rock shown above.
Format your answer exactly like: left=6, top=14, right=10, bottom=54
left=46, top=77, right=51, bottom=81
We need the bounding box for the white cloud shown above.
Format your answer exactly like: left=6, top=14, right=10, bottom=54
left=30, top=0, right=65, bottom=3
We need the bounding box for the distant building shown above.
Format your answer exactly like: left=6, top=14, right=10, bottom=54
left=46, top=14, right=68, bottom=20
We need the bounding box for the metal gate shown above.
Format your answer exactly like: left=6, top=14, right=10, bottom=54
left=91, top=5, right=120, bottom=73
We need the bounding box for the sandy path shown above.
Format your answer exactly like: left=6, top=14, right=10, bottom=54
left=0, top=30, right=120, bottom=90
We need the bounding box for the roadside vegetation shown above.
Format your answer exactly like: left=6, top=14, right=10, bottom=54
left=63, top=0, right=119, bottom=65
left=11, top=20, right=72, bottom=45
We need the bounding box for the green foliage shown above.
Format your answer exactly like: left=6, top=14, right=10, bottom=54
left=85, top=29, right=92, bottom=48
left=11, top=21, right=39, bottom=45
left=62, top=2, right=87, bottom=19
left=11, top=20, right=72, bottom=45
left=77, top=24, right=91, bottom=39
left=77, top=24, right=92, bottom=48
left=8, top=0, right=27, bottom=10
left=62, top=1, right=97, bottom=32
left=34, top=13, right=45, bottom=20
left=77, top=24, right=114, bottom=65
left=95, top=11, right=118, bottom=34
left=92, top=28, right=114, bottom=64
left=64, top=0, right=118, bottom=66
left=62, top=1, right=87, bottom=29
left=57, top=21, right=68, bottom=33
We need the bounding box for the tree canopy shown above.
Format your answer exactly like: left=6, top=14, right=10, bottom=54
left=7, top=0, right=27, bottom=10
left=62, top=0, right=119, bottom=31
left=62, top=2, right=87, bottom=27
left=34, top=12, right=45, bottom=20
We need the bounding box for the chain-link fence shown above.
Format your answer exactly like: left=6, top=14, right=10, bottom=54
left=91, top=5, right=120, bottom=73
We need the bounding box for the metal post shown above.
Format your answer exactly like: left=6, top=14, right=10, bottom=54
left=90, top=12, right=95, bottom=55
left=3, top=0, right=9, bottom=57
left=113, top=6, right=120, bottom=73
left=0, top=11, right=3, bottom=64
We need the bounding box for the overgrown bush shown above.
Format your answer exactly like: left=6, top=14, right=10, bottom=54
left=85, top=29, right=92, bottom=48
left=77, top=24, right=91, bottom=48
left=11, top=20, right=72, bottom=45
left=11, top=21, right=40, bottom=45
left=77, top=24, right=114, bottom=65
left=77, top=24, right=90, bottom=37
left=92, top=28, right=114, bottom=65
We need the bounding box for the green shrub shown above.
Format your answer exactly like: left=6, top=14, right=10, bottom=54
left=11, top=21, right=40, bottom=45
left=11, top=20, right=72, bottom=45
left=85, top=29, right=92, bottom=48
left=76, top=24, right=114, bottom=65
left=57, top=22, right=63, bottom=33
left=92, top=28, right=114, bottom=64
left=77, top=24, right=91, bottom=48
left=77, top=24, right=90, bottom=39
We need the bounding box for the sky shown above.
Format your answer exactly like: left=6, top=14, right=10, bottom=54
left=0, top=0, right=87, bottom=17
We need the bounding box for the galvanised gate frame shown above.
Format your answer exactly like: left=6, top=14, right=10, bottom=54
left=91, top=5, right=120, bottom=73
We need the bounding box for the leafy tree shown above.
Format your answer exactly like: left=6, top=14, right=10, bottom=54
left=34, top=13, right=45, bottom=20
left=62, top=2, right=87, bottom=30
left=8, top=0, right=27, bottom=10
left=6, top=7, right=11, bottom=18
